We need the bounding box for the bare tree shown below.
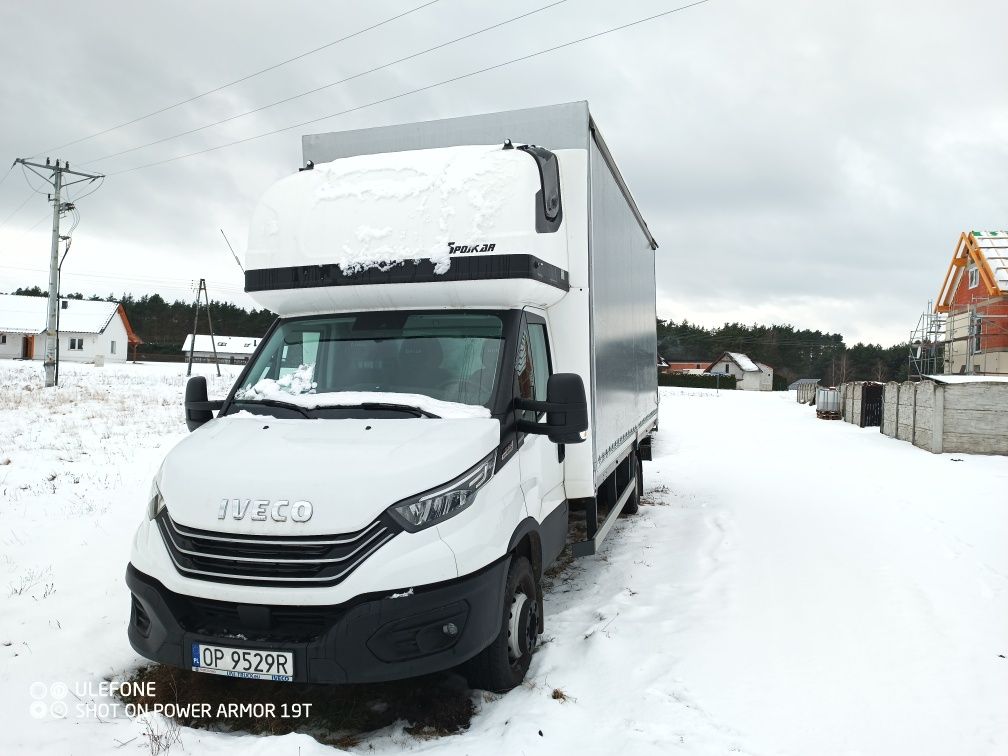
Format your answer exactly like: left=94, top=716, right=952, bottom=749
left=873, top=359, right=887, bottom=382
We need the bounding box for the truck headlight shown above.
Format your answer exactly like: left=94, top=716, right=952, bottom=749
left=388, top=450, right=496, bottom=532
left=147, top=479, right=166, bottom=521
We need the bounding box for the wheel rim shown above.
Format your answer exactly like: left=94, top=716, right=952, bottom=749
left=507, top=589, right=538, bottom=662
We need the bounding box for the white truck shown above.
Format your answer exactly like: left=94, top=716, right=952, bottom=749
left=126, top=102, right=659, bottom=692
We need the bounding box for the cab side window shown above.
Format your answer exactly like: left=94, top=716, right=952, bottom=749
left=515, top=321, right=552, bottom=422
left=528, top=323, right=551, bottom=404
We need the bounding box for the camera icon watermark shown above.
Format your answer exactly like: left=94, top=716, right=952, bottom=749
left=28, top=681, right=69, bottom=720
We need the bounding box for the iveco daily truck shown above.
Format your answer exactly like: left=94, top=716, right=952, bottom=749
left=126, top=102, right=659, bottom=692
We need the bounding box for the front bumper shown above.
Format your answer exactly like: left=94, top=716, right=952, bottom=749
left=126, top=558, right=509, bottom=684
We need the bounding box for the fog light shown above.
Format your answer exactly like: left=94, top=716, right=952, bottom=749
left=367, top=602, right=469, bottom=661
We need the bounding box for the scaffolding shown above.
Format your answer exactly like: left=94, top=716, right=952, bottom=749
left=909, top=295, right=1008, bottom=377
left=909, top=300, right=946, bottom=377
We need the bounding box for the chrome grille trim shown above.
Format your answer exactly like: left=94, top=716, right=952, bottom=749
left=161, top=519, right=389, bottom=565
left=160, top=533, right=397, bottom=584
left=155, top=509, right=399, bottom=587
left=171, top=520, right=377, bottom=547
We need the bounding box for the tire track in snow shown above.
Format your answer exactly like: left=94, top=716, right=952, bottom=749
left=518, top=480, right=759, bottom=755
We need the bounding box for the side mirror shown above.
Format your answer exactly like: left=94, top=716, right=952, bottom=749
left=515, top=372, right=589, bottom=444
left=184, top=376, right=223, bottom=432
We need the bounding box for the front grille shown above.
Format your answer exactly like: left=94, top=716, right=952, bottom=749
left=155, top=510, right=399, bottom=588
left=178, top=595, right=331, bottom=641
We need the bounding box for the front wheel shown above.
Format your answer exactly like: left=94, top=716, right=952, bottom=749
left=464, top=555, right=539, bottom=693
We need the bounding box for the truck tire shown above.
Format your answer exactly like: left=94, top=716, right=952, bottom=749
left=464, top=555, right=539, bottom=693
left=620, top=453, right=643, bottom=516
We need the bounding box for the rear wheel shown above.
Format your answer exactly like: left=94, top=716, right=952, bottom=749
left=464, top=555, right=539, bottom=693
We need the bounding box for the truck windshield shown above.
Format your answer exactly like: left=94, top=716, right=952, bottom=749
left=232, top=311, right=505, bottom=415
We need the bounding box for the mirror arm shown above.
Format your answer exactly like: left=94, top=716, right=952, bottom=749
left=185, top=400, right=224, bottom=412
left=516, top=419, right=550, bottom=435
left=514, top=397, right=566, bottom=414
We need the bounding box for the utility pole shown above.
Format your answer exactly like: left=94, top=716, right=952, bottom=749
left=54, top=235, right=73, bottom=386
left=186, top=279, right=221, bottom=377
left=14, top=158, right=104, bottom=387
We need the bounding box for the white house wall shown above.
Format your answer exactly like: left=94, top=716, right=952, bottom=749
left=709, top=357, right=772, bottom=391
left=0, top=333, right=27, bottom=359
left=709, top=358, right=744, bottom=380
left=27, top=316, right=130, bottom=364
left=737, top=371, right=771, bottom=391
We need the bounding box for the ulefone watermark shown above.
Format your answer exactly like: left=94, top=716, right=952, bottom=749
left=29, top=680, right=158, bottom=720
left=28, top=680, right=313, bottom=721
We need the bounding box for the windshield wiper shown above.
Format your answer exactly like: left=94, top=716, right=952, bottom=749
left=354, top=402, right=440, bottom=419
left=231, top=399, right=313, bottom=418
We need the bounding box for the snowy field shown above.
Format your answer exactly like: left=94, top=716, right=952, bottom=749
left=1, top=361, right=1006, bottom=755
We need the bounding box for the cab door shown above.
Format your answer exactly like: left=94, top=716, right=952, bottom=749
left=515, top=311, right=565, bottom=522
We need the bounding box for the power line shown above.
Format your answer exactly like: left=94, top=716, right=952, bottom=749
left=27, top=212, right=52, bottom=232
left=31, top=0, right=444, bottom=157
left=0, top=261, right=245, bottom=292
left=20, top=163, right=52, bottom=194
left=109, top=0, right=713, bottom=176
left=0, top=162, right=13, bottom=188
left=666, top=333, right=849, bottom=348
left=0, top=190, right=36, bottom=229
left=64, top=175, right=106, bottom=203
left=84, top=0, right=568, bottom=166
left=0, top=209, right=69, bottom=236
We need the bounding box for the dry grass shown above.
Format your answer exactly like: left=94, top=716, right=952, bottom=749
left=0, top=362, right=237, bottom=506
left=7, top=565, right=53, bottom=598
left=642, top=483, right=672, bottom=507
left=140, top=715, right=182, bottom=756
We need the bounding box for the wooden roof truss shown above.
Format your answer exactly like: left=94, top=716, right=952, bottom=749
left=935, top=231, right=1005, bottom=313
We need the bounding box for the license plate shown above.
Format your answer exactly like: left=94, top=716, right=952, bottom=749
left=191, top=642, right=294, bottom=682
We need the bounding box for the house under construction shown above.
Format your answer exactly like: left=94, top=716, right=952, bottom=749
left=910, top=230, right=1008, bottom=376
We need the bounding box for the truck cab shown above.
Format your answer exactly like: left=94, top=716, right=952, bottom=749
left=126, top=102, right=658, bottom=692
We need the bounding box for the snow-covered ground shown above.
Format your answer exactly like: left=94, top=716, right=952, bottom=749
left=1, top=362, right=1006, bottom=755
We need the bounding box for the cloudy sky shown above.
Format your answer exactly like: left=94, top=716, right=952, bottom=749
left=0, top=0, right=1005, bottom=346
